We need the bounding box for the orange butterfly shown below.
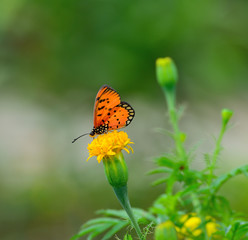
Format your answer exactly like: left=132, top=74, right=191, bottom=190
left=72, top=85, right=135, bottom=143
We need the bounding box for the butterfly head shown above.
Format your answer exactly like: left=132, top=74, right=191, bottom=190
left=90, top=125, right=109, bottom=137
left=89, top=129, right=96, bottom=137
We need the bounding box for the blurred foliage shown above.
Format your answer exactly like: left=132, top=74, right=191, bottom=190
left=1, top=0, right=248, bottom=102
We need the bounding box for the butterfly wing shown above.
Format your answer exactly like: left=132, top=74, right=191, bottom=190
left=93, top=85, right=121, bottom=127
left=107, top=101, right=135, bottom=130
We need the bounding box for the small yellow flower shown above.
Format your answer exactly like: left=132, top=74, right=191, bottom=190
left=181, top=215, right=202, bottom=237
left=177, top=213, right=220, bottom=239
left=87, top=131, right=134, bottom=163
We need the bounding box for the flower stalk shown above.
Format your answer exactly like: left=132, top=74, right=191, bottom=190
left=88, top=132, right=143, bottom=239
left=209, top=108, right=233, bottom=181
left=156, top=57, right=187, bottom=163
left=113, top=186, right=144, bottom=240
left=103, top=153, right=144, bottom=240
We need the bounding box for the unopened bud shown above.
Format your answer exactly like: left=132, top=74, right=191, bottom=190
left=156, top=57, right=178, bottom=88
left=221, top=108, right=233, bottom=126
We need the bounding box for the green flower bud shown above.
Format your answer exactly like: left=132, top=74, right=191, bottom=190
left=156, top=57, right=178, bottom=88
left=221, top=108, right=233, bottom=126
left=103, top=152, right=128, bottom=188
left=155, top=221, right=178, bottom=240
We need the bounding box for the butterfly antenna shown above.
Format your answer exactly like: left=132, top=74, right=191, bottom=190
left=72, top=133, right=90, bottom=143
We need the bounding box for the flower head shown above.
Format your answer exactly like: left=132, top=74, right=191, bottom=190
left=87, top=131, right=134, bottom=163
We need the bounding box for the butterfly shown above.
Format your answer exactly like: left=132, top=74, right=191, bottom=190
left=72, top=85, right=135, bottom=143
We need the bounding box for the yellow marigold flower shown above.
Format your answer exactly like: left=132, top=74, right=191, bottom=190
left=87, top=131, right=134, bottom=163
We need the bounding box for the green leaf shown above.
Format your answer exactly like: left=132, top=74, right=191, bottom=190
left=73, top=208, right=154, bottom=240
left=156, top=156, right=176, bottom=168
left=148, top=167, right=172, bottom=175
left=72, top=223, right=112, bottom=240
left=176, top=184, right=199, bottom=198
left=97, top=209, right=128, bottom=219
left=230, top=221, right=248, bottom=239
left=152, top=177, right=168, bottom=186
left=235, top=223, right=248, bottom=239
left=86, top=223, right=112, bottom=240
left=83, top=217, right=121, bottom=228
left=102, top=221, right=129, bottom=240
left=211, top=165, right=248, bottom=193
left=150, top=205, right=167, bottom=215
left=123, top=234, right=133, bottom=240
left=225, top=220, right=248, bottom=239
left=132, top=208, right=156, bottom=223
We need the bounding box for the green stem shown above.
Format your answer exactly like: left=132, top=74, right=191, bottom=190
left=209, top=123, right=226, bottom=181
left=113, top=186, right=144, bottom=240
left=163, top=86, right=187, bottom=162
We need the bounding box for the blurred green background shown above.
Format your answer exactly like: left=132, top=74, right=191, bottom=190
left=1, top=0, right=248, bottom=239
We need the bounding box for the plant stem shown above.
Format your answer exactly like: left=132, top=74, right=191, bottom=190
left=209, top=123, right=226, bottom=181
left=113, top=186, right=144, bottom=240
left=163, top=86, right=187, bottom=162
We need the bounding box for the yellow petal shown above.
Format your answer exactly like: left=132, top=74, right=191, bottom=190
left=87, top=131, right=134, bottom=163
left=123, top=147, right=130, bottom=154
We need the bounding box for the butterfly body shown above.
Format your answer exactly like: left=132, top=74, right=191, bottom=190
left=89, top=125, right=108, bottom=136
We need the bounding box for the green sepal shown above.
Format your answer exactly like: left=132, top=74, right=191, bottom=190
left=103, top=152, right=128, bottom=188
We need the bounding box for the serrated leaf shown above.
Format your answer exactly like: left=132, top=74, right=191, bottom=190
left=102, top=221, right=128, bottom=240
